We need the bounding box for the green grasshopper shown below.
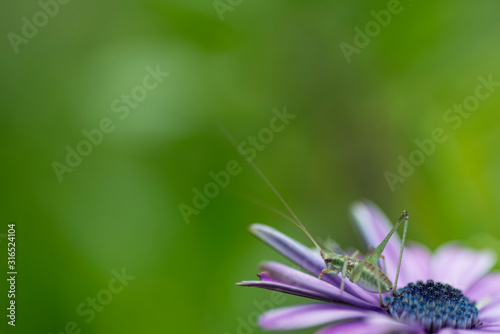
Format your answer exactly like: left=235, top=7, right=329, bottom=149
left=317, top=210, right=409, bottom=307
left=254, top=195, right=408, bottom=308
left=218, top=123, right=409, bottom=308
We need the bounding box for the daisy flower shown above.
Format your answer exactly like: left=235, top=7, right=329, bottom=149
left=238, top=201, right=500, bottom=333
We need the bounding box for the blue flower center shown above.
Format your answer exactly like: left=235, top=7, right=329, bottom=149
left=384, top=280, right=479, bottom=333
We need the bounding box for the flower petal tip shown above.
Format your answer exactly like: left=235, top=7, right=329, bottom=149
left=236, top=281, right=249, bottom=286
left=349, top=199, right=379, bottom=215
left=248, top=223, right=273, bottom=235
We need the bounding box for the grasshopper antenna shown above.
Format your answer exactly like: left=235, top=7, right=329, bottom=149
left=216, top=121, right=326, bottom=257
left=234, top=193, right=299, bottom=227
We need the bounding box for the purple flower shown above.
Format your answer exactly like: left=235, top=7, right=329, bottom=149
left=238, top=201, right=500, bottom=333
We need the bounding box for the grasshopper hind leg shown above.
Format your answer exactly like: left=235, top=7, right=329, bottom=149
left=392, top=211, right=409, bottom=297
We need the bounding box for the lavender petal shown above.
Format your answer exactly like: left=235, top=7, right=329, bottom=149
left=350, top=201, right=406, bottom=284
left=472, top=322, right=500, bottom=333
left=478, top=295, right=500, bottom=322
left=466, top=272, right=500, bottom=301
left=431, top=243, right=496, bottom=291
left=249, top=223, right=325, bottom=271
left=237, top=280, right=334, bottom=303
left=249, top=223, right=378, bottom=303
left=438, top=323, right=500, bottom=333
left=398, top=242, right=432, bottom=286
left=259, top=261, right=383, bottom=311
left=315, top=316, right=418, bottom=334
left=259, top=303, right=372, bottom=331
left=437, top=329, right=462, bottom=334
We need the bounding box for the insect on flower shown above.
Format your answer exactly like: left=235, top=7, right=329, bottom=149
left=219, top=123, right=409, bottom=308
left=252, top=189, right=410, bottom=309
left=219, top=124, right=500, bottom=333
left=317, top=210, right=408, bottom=308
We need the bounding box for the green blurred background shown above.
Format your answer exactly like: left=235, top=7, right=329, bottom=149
left=1, top=0, right=500, bottom=333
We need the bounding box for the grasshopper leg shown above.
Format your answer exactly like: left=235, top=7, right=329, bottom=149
left=318, top=269, right=338, bottom=280
left=351, top=250, right=360, bottom=259
left=341, top=251, right=359, bottom=292
left=392, top=212, right=409, bottom=297
left=379, top=254, right=387, bottom=273
left=340, top=257, right=349, bottom=292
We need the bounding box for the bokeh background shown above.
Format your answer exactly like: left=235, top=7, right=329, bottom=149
left=1, top=1, right=500, bottom=333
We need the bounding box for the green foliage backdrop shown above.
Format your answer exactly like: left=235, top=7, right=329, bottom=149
left=1, top=1, right=500, bottom=333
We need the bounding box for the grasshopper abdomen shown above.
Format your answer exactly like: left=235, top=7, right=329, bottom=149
left=348, top=260, right=392, bottom=293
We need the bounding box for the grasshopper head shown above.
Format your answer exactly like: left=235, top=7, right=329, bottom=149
left=323, top=253, right=344, bottom=272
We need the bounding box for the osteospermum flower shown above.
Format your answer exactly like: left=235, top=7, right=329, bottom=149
left=238, top=201, right=500, bottom=333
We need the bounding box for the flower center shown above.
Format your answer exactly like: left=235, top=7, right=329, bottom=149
left=384, top=280, right=479, bottom=333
